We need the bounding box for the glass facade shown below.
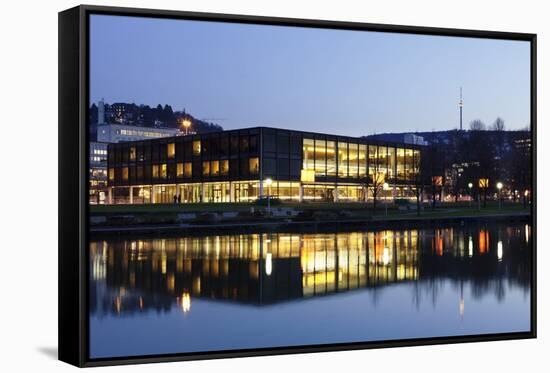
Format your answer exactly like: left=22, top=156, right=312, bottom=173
left=106, top=127, right=423, bottom=204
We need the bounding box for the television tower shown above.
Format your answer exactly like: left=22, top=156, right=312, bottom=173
left=459, top=87, right=463, bottom=131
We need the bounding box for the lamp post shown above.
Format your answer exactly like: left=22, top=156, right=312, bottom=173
left=265, top=178, right=273, bottom=216
left=383, top=182, right=389, bottom=216
left=468, top=182, right=473, bottom=207
left=181, top=118, right=192, bottom=135
left=496, top=182, right=503, bottom=210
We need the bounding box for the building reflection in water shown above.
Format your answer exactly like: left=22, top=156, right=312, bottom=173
left=89, top=223, right=531, bottom=318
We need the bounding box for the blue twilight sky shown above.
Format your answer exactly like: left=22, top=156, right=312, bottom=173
left=90, top=15, right=531, bottom=137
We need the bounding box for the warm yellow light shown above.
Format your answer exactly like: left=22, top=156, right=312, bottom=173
left=181, top=118, right=192, bottom=129
left=468, top=182, right=473, bottom=189
left=479, top=178, right=489, bottom=188
left=265, top=253, right=272, bottom=276
left=181, top=291, right=191, bottom=313
left=115, top=296, right=121, bottom=314
left=383, top=182, right=389, bottom=190
left=301, top=169, right=315, bottom=182
left=496, top=182, right=503, bottom=190
left=305, top=146, right=335, bottom=154
left=265, top=178, right=273, bottom=186
left=382, top=247, right=390, bottom=265
left=375, top=172, right=386, bottom=185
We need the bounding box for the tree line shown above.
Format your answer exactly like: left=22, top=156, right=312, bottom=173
left=418, top=117, right=531, bottom=210
left=89, top=102, right=223, bottom=133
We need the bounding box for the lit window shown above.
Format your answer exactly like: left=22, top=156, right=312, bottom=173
left=301, top=169, right=315, bottom=182
left=202, top=161, right=210, bottom=176
left=161, top=164, right=167, bottom=179
left=167, top=143, right=175, bottom=159
left=314, top=139, right=327, bottom=177
left=220, top=160, right=229, bottom=176
left=327, top=141, right=336, bottom=176
left=122, top=167, right=129, bottom=181
left=338, top=142, right=348, bottom=178
left=348, top=143, right=358, bottom=178
left=152, top=165, right=159, bottom=179
left=108, top=168, right=114, bottom=181
left=184, top=162, right=192, bottom=177
left=303, top=139, right=315, bottom=171
left=249, top=157, right=259, bottom=175
left=211, top=160, right=219, bottom=176
left=177, top=163, right=184, bottom=178
left=193, top=140, right=201, bottom=155
left=129, top=146, right=136, bottom=161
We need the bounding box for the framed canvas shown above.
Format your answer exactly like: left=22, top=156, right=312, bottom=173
left=58, top=4, right=536, bottom=367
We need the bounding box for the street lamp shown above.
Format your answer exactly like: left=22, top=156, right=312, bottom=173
left=265, top=178, right=273, bottom=216
left=496, top=182, right=503, bottom=210
left=181, top=118, right=192, bottom=135
left=468, top=182, right=473, bottom=207
left=383, top=182, right=390, bottom=216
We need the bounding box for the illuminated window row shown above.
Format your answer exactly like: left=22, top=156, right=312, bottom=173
left=118, top=129, right=172, bottom=137
left=108, top=157, right=259, bottom=182
left=303, top=138, right=420, bottom=181
left=112, top=133, right=260, bottom=165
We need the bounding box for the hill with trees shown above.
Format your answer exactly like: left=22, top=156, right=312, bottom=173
left=88, top=102, right=223, bottom=141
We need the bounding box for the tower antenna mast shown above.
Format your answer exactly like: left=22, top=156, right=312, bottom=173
left=459, top=87, right=463, bottom=131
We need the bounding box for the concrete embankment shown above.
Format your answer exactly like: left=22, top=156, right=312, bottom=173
left=89, top=207, right=530, bottom=236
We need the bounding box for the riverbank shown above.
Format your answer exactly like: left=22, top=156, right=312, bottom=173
left=89, top=202, right=531, bottom=236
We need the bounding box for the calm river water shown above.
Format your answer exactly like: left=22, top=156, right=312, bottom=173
left=89, top=222, right=532, bottom=358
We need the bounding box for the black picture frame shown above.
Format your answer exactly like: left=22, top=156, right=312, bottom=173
left=58, top=4, right=537, bottom=367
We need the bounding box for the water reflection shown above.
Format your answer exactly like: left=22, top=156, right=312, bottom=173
left=89, top=223, right=531, bottom=318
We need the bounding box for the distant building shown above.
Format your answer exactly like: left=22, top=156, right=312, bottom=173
left=404, top=134, right=428, bottom=146
left=111, top=102, right=134, bottom=124
left=514, top=137, right=531, bottom=155
left=90, top=124, right=181, bottom=204
left=97, top=123, right=181, bottom=143
left=89, top=142, right=108, bottom=204
left=366, top=132, right=429, bottom=146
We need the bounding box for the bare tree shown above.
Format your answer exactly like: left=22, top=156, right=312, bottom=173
left=470, top=119, right=486, bottom=131
left=491, top=117, right=505, bottom=131
left=363, top=147, right=387, bottom=213
left=369, top=172, right=385, bottom=212
left=419, top=146, right=444, bottom=210
left=414, top=156, right=425, bottom=216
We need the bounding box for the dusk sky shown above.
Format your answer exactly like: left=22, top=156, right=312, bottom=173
left=90, top=14, right=531, bottom=137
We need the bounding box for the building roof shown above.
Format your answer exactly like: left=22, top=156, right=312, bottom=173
left=107, top=125, right=426, bottom=149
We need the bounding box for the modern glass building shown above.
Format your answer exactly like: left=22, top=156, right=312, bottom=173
left=105, top=127, right=423, bottom=204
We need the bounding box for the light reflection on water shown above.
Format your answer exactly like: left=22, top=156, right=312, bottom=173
left=89, top=222, right=531, bottom=358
